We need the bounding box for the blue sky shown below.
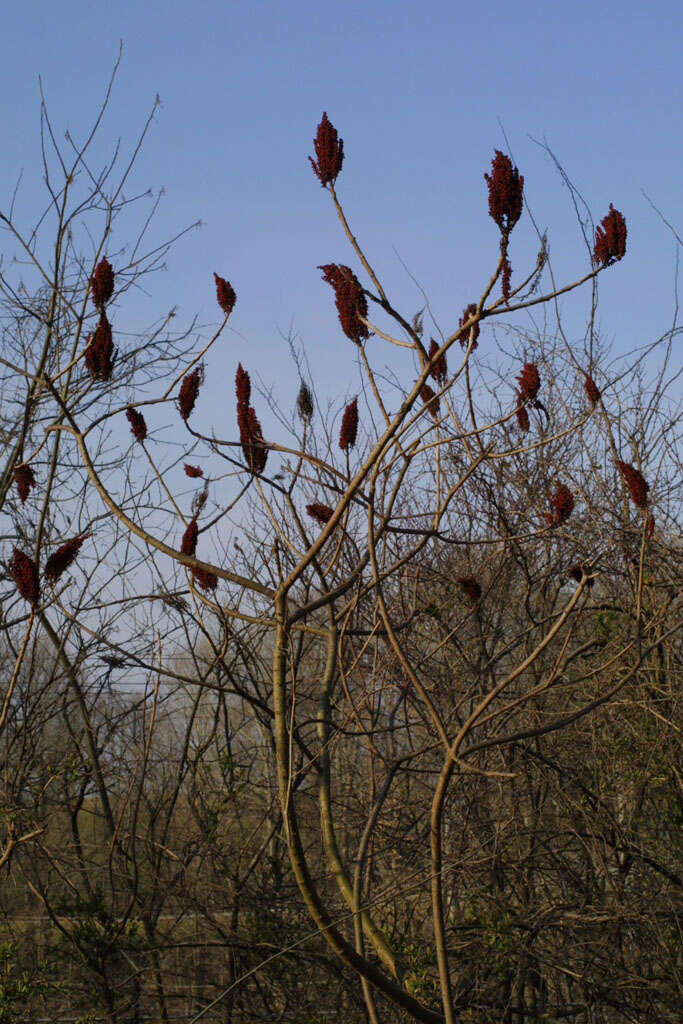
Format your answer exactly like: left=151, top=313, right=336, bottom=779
left=1, top=0, right=681, bottom=429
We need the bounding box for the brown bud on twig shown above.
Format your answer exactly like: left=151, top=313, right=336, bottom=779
left=44, top=535, right=89, bottom=584
left=13, top=464, right=36, bottom=504
left=484, top=151, right=524, bottom=235
left=297, top=381, right=314, bottom=422
left=319, top=264, right=369, bottom=342
left=306, top=502, right=334, bottom=526
left=458, top=576, right=482, bottom=602
left=214, top=273, right=236, bottom=316
left=10, top=548, right=39, bottom=605
left=84, top=312, right=115, bottom=381
left=428, top=338, right=447, bottom=385
left=90, top=257, right=114, bottom=308
left=126, top=407, right=147, bottom=442
left=309, top=112, right=344, bottom=187
left=179, top=368, right=202, bottom=422
left=339, top=397, right=359, bottom=451
left=617, top=460, right=649, bottom=508
left=593, top=205, right=627, bottom=267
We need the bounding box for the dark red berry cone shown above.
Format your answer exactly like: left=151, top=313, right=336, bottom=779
left=515, top=394, right=530, bottom=432
left=13, top=464, right=36, bottom=504
left=179, top=369, right=202, bottom=422
left=420, top=383, right=440, bottom=420
left=428, top=338, right=447, bottom=385
left=319, top=264, right=369, bottom=342
left=594, top=205, right=627, bottom=267
left=84, top=312, right=115, bottom=381
left=44, top=535, right=89, bottom=584
left=584, top=374, right=601, bottom=404
left=484, top=151, right=524, bottom=235
left=191, top=567, right=218, bottom=592
left=339, top=397, right=359, bottom=451
left=617, top=460, right=649, bottom=508
left=10, top=548, right=39, bottom=605
left=516, top=363, right=540, bottom=403
left=214, top=273, right=236, bottom=316
left=181, top=517, right=199, bottom=557
left=90, top=257, right=114, bottom=308
left=184, top=464, right=204, bottom=478
left=126, top=407, right=147, bottom=442
left=309, top=113, right=344, bottom=187
left=550, top=483, right=574, bottom=525
left=306, top=502, right=334, bottom=526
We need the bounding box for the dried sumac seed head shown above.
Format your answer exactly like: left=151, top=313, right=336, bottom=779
left=484, top=151, right=524, bottom=234
left=297, top=381, right=314, bottom=422
left=459, top=304, right=480, bottom=350
left=458, top=576, right=482, bottom=602
left=617, top=460, right=649, bottom=508
left=184, top=464, right=204, bottom=478
left=181, top=517, right=199, bottom=556
left=245, top=408, right=269, bottom=474
left=550, top=483, right=575, bottom=525
left=420, top=383, right=440, bottom=420
left=84, top=312, right=115, bottom=381
left=306, top=502, right=334, bottom=526
left=126, top=407, right=147, bottom=443
left=646, top=514, right=655, bottom=539
left=515, top=394, right=530, bottom=432
left=90, top=257, right=114, bottom=308
left=214, top=273, right=236, bottom=316
left=44, top=535, right=89, bottom=584
left=516, top=362, right=540, bottom=403
left=235, top=365, right=267, bottom=473
left=179, top=368, right=202, bottom=422
left=593, top=205, right=627, bottom=267
left=584, top=373, right=601, bottom=404
left=428, top=338, right=447, bottom=385
left=339, top=397, right=359, bottom=451
left=319, top=263, right=369, bottom=342
left=10, top=548, right=39, bottom=605
left=235, top=363, right=251, bottom=410
left=13, top=464, right=36, bottom=504
left=191, top=567, right=218, bottom=592
left=309, top=112, right=344, bottom=187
